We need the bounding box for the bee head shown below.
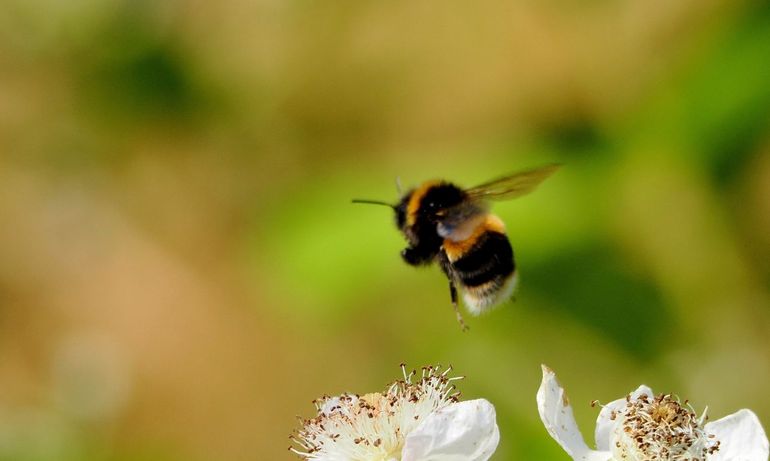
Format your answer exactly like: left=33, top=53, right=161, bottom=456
left=392, top=182, right=466, bottom=248
left=419, top=183, right=466, bottom=220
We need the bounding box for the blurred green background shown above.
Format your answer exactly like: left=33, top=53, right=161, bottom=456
left=1, top=0, right=769, bottom=459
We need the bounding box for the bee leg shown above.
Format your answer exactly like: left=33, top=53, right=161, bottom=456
left=401, top=248, right=422, bottom=265
left=449, top=282, right=468, bottom=332
left=401, top=247, right=435, bottom=266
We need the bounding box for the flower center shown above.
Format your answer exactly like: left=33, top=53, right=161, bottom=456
left=291, top=365, right=462, bottom=460
left=610, top=394, right=720, bottom=461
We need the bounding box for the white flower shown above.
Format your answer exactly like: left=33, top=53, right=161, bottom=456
left=538, top=365, right=769, bottom=461
left=290, top=364, right=499, bottom=461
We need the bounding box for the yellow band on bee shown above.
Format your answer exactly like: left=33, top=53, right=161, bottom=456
left=406, top=180, right=442, bottom=226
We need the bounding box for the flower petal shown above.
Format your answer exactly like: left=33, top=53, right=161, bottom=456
left=538, top=365, right=612, bottom=461
left=594, top=384, right=653, bottom=451
left=704, top=409, right=769, bottom=461
left=401, top=399, right=499, bottom=461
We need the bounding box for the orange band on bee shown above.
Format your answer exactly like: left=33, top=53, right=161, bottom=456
left=406, top=180, right=441, bottom=226
left=442, top=215, right=506, bottom=262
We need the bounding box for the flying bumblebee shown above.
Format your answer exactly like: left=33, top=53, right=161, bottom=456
left=353, top=164, right=560, bottom=330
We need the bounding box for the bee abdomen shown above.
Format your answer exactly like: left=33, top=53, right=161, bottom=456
left=462, top=271, right=518, bottom=315
left=440, top=230, right=517, bottom=315
left=452, top=231, right=515, bottom=285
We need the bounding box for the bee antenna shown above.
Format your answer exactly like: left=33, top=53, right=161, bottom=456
left=351, top=199, right=395, bottom=208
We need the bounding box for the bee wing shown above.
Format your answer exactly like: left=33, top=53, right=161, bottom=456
left=465, top=163, right=561, bottom=201
left=436, top=200, right=488, bottom=228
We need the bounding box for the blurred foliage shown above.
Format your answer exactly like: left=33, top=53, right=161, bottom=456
left=1, top=0, right=769, bottom=460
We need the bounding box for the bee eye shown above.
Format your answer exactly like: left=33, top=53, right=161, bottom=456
left=428, top=202, right=436, bottom=209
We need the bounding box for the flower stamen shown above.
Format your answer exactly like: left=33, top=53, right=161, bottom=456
left=290, top=364, right=463, bottom=460
left=611, top=393, right=720, bottom=461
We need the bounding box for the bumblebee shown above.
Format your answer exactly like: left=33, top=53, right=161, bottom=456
left=353, top=164, right=560, bottom=330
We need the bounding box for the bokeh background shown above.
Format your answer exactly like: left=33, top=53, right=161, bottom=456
left=1, top=0, right=770, bottom=459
